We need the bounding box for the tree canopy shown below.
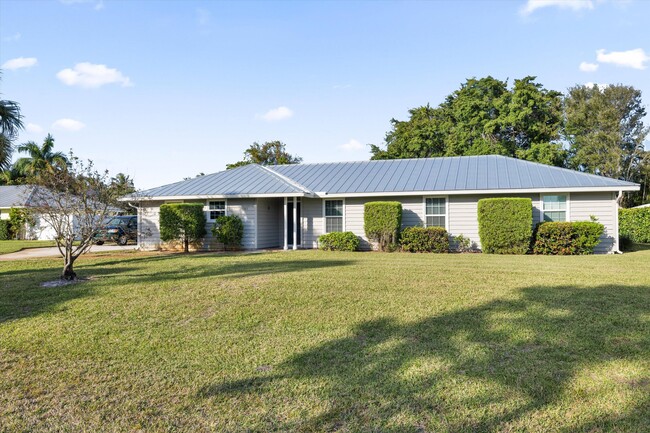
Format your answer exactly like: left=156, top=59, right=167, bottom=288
left=15, top=134, right=69, bottom=177
left=227, top=141, right=302, bottom=169
left=371, top=76, right=565, bottom=166
left=0, top=73, right=24, bottom=171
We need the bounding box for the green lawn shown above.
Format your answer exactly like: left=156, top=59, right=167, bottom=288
left=0, top=240, right=59, bottom=255
left=1, top=250, right=649, bottom=432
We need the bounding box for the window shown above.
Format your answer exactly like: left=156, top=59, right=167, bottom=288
left=425, top=197, right=446, bottom=228
left=542, top=195, right=567, bottom=222
left=208, top=201, right=226, bottom=220
left=324, top=200, right=343, bottom=233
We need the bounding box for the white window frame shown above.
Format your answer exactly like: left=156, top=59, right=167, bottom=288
left=205, top=199, right=227, bottom=222
left=423, top=196, right=449, bottom=231
left=322, top=199, right=345, bottom=233
left=540, top=193, right=570, bottom=223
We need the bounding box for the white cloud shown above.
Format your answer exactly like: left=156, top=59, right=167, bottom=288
left=56, top=62, right=133, bottom=88
left=596, top=48, right=649, bottom=70
left=260, top=106, right=293, bottom=121
left=52, top=118, right=85, bottom=132
left=579, top=61, right=599, bottom=72
left=339, top=139, right=364, bottom=152
left=26, top=123, right=43, bottom=134
left=520, top=0, right=594, bottom=16
left=1, top=57, right=38, bottom=70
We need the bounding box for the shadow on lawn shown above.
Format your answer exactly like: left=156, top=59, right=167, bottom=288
left=200, top=284, right=650, bottom=432
left=0, top=254, right=355, bottom=324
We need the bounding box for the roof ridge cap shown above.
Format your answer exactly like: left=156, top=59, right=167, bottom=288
left=256, top=164, right=312, bottom=194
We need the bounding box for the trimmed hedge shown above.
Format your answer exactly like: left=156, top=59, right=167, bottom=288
left=212, top=215, right=244, bottom=251
left=619, top=207, right=650, bottom=243
left=533, top=221, right=604, bottom=255
left=160, top=203, right=207, bottom=253
left=318, top=231, right=359, bottom=251
left=400, top=226, right=449, bottom=253
left=477, top=198, right=533, bottom=254
left=364, top=201, right=402, bottom=251
left=0, top=220, right=9, bottom=240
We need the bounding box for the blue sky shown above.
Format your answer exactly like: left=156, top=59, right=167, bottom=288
left=1, top=0, right=649, bottom=189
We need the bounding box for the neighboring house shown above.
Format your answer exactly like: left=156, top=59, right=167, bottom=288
left=126, top=155, right=640, bottom=254
left=0, top=185, right=60, bottom=240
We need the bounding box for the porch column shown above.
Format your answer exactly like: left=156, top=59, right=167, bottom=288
left=292, top=198, right=298, bottom=250
left=283, top=197, right=288, bottom=250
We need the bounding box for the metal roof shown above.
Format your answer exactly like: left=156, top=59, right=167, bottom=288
left=137, top=163, right=308, bottom=198
left=273, top=155, right=638, bottom=193
left=135, top=155, right=639, bottom=199
left=0, top=185, right=34, bottom=208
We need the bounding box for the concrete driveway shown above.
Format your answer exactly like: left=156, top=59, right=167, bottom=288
left=0, top=244, right=139, bottom=261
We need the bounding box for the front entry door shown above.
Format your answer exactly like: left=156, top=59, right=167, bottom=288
left=286, top=201, right=301, bottom=246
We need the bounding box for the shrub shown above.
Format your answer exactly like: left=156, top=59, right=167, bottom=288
left=318, top=231, right=359, bottom=251
left=364, top=201, right=402, bottom=251
left=453, top=234, right=473, bottom=253
left=0, top=220, right=9, bottom=240
left=159, top=203, right=207, bottom=253
left=619, top=207, right=650, bottom=243
left=400, top=226, right=449, bottom=253
left=212, top=215, right=244, bottom=251
left=533, top=221, right=604, bottom=255
left=8, top=207, right=34, bottom=240
left=477, top=198, right=532, bottom=254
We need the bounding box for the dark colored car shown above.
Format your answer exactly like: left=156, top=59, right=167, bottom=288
left=94, top=215, right=137, bottom=245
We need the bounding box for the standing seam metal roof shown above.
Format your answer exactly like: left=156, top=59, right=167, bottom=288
left=136, top=155, right=639, bottom=199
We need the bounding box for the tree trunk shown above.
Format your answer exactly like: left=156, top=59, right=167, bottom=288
left=61, top=260, right=76, bottom=280
left=61, top=246, right=77, bottom=280
left=184, top=237, right=189, bottom=253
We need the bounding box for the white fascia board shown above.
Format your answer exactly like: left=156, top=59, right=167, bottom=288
left=314, top=185, right=640, bottom=198
left=119, top=192, right=311, bottom=202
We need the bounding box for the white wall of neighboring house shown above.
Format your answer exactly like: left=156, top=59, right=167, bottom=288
left=0, top=208, right=10, bottom=220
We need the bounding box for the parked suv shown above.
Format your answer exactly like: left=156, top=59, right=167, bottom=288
left=94, top=215, right=137, bottom=246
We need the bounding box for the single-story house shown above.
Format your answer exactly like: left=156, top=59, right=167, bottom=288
left=0, top=185, right=60, bottom=240
left=127, top=155, right=640, bottom=253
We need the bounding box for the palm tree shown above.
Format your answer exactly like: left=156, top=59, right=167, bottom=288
left=15, top=134, right=69, bottom=177
left=0, top=73, right=24, bottom=171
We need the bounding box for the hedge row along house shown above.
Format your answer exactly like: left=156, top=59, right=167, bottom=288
left=125, top=155, right=639, bottom=254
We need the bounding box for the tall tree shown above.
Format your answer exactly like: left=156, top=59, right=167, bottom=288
left=564, top=84, right=648, bottom=180
left=370, top=76, right=565, bottom=166
left=15, top=134, right=69, bottom=176
left=0, top=73, right=24, bottom=171
left=227, top=141, right=302, bottom=169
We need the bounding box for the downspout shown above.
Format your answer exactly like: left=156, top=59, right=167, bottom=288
left=614, top=190, right=623, bottom=254
left=128, top=202, right=141, bottom=250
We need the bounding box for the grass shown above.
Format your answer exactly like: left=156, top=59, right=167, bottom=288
left=1, top=249, right=649, bottom=432
left=0, top=240, right=59, bottom=255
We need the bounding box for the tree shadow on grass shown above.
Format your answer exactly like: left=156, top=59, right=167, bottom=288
left=0, top=254, right=356, bottom=324
left=200, top=284, right=650, bottom=432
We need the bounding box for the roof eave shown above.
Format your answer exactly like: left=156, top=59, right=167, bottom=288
left=119, top=192, right=313, bottom=202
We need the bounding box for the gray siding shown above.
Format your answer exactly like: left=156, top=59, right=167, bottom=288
left=301, top=198, right=324, bottom=248
left=138, top=199, right=257, bottom=251
left=570, top=191, right=617, bottom=253
left=448, top=193, right=541, bottom=250
left=138, top=201, right=162, bottom=250
left=344, top=196, right=424, bottom=250
left=257, top=198, right=282, bottom=248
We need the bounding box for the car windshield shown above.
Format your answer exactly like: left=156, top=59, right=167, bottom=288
left=107, top=218, right=128, bottom=226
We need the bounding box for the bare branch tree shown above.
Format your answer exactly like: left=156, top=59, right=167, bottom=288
left=26, top=154, right=121, bottom=280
